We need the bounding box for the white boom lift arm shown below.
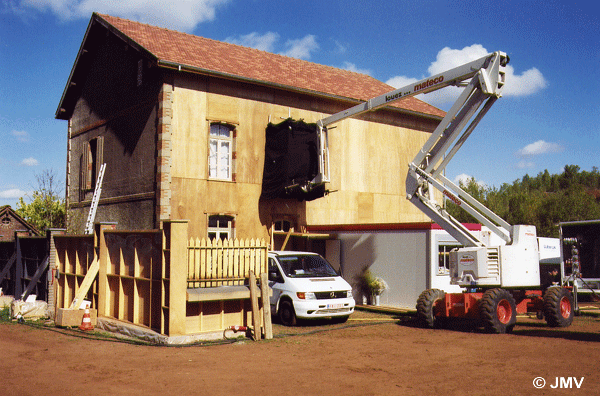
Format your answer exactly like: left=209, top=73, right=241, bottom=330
left=315, top=52, right=543, bottom=288
left=316, top=51, right=510, bottom=247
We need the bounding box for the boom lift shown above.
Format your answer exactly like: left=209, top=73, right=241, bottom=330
left=313, top=51, right=574, bottom=333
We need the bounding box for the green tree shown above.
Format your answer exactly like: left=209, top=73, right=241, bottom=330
left=444, top=165, right=600, bottom=238
left=16, top=170, right=66, bottom=233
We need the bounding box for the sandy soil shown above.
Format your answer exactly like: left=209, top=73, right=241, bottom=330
left=2, top=310, right=600, bottom=396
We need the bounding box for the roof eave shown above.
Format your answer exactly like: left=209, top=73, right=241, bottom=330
left=157, top=59, right=443, bottom=122
left=55, top=17, right=95, bottom=120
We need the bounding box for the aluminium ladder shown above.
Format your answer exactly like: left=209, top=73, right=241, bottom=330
left=84, top=163, right=106, bottom=234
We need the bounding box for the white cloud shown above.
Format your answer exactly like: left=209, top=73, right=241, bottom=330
left=333, top=40, right=347, bottom=55
left=517, top=140, right=564, bottom=156
left=341, top=62, right=372, bottom=76
left=225, top=32, right=280, bottom=52
left=385, top=44, right=547, bottom=107
left=427, top=44, right=490, bottom=75
left=453, top=173, right=487, bottom=188
left=13, top=0, right=230, bottom=32
left=12, top=130, right=29, bottom=142
left=454, top=173, right=472, bottom=186
left=516, top=160, right=535, bottom=169
left=0, top=188, right=27, bottom=199
left=280, top=35, right=319, bottom=60
left=503, top=66, right=547, bottom=96
left=21, top=157, right=39, bottom=166
left=385, top=75, right=418, bottom=89
left=226, top=31, right=320, bottom=61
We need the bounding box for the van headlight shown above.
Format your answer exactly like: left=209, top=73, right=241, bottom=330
left=347, top=290, right=353, bottom=298
left=297, top=292, right=316, bottom=300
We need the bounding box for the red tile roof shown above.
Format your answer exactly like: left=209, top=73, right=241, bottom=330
left=95, top=13, right=444, bottom=118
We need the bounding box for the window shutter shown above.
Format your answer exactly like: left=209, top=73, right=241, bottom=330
left=95, top=136, right=104, bottom=180
left=83, top=141, right=92, bottom=190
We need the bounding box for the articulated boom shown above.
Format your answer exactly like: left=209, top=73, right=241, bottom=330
left=318, top=51, right=544, bottom=289
left=316, top=51, right=514, bottom=252
left=405, top=51, right=511, bottom=249
left=315, top=50, right=574, bottom=332
left=403, top=52, right=542, bottom=289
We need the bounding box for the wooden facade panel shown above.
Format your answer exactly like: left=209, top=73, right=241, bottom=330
left=169, top=76, right=437, bottom=238
left=207, top=93, right=240, bottom=125
left=171, top=177, right=263, bottom=239
left=171, top=85, right=208, bottom=180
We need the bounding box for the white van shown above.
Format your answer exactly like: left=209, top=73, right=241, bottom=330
left=268, top=251, right=355, bottom=326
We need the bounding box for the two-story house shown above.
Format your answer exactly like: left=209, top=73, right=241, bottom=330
left=56, top=13, right=444, bottom=249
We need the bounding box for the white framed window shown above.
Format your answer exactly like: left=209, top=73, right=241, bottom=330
left=207, top=215, right=235, bottom=241
left=438, top=244, right=461, bottom=275
left=209, top=123, right=233, bottom=180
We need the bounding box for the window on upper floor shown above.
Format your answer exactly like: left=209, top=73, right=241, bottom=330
left=207, top=214, right=235, bottom=241
left=209, top=123, right=235, bottom=181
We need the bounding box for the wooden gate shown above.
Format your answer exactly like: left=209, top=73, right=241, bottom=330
left=187, top=238, right=268, bottom=288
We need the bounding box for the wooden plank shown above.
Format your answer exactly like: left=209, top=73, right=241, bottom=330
left=281, top=229, right=293, bottom=251
left=260, top=272, right=273, bottom=340
left=168, top=220, right=189, bottom=336
left=21, top=256, right=50, bottom=301
left=186, top=284, right=264, bottom=301
left=248, top=270, right=261, bottom=341
left=69, top=258, right=99, bottom=309
left=0, top=253, right=16, bottom=283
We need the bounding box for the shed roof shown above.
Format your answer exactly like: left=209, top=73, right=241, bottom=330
left=0, top=205, right=41, bottom=241
left=57, top=13, right=444, bottom=120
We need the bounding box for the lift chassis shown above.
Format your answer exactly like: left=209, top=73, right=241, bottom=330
left=314, top=51, right=574, bottom=333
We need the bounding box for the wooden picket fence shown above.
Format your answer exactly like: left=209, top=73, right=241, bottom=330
left=187, top=238, right=268, bottom=288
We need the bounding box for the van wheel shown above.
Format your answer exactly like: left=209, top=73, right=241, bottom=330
left=278, top=300, right=297, bottom=326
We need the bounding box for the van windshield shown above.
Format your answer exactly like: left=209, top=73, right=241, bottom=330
left=278, top=255, right=338, bottom=278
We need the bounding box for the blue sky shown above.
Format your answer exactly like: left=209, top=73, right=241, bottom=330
left=1, top=0, right=599, bottom=208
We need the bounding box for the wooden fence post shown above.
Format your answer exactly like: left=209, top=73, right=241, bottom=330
left=14, top=233, right=23, bottom=298
left=97, top=223, right=117, bottom=316
left=249, top=270, right=260, bottom=341
left=47, top=229, right=65, bottom=318
left=260, top=272, right=273, bottom=339
left=166, top=220, right=188, bottom=337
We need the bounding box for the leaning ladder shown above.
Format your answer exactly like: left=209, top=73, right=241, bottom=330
left=84, top=163, right=106, bottom=235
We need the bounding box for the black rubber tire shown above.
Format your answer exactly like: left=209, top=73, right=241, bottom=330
left=278, top=300, right=297, bottom=326
left=543, top=287, right=574, bottom=328
left=479, top=288, right=517, bottom=334
left=416, top=289, right=446, bottom=328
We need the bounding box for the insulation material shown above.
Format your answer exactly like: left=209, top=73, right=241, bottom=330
left=261, top=118, right=326, bottom=201
left=96, top=317, right=227, bottom=344
left=11, top=299, right=48, bottom=320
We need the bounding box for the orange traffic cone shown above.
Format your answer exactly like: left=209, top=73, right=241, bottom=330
left=79, top=307, right=94, bottom=331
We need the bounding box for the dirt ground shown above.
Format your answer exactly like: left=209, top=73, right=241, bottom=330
left=2, top=309, right=600, bottom=396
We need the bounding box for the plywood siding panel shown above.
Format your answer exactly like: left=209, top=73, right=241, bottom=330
left=171, top=86, right=207, bottom=180
left=169, top=75, right=436, bottom=237
left=206, top=93, right=239, bottom=125
left=235, top=99, right=269, bottom=185
left=305, top=119, right=433, bottom=225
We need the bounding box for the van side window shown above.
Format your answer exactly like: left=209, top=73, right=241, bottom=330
left=268, top=258, right=283, bottom=282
